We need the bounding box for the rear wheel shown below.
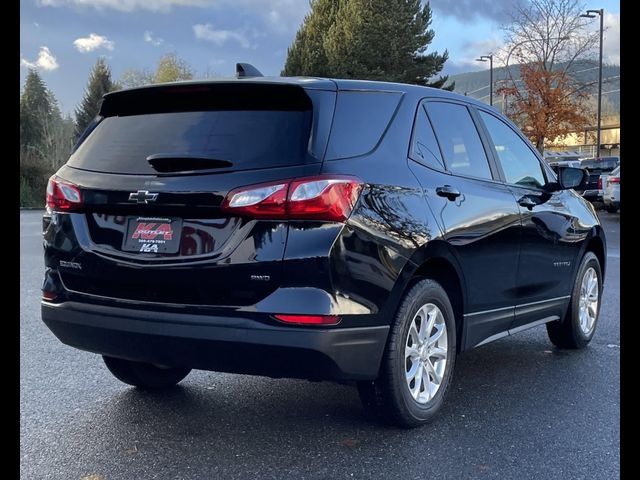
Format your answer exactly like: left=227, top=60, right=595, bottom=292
left=605, top=205, right=618, bottom=213
left=547, top=252, right=602, bottom=349
left=103, top=356, right=191, bottom=389
left=358, top=278, right=457, bottom=428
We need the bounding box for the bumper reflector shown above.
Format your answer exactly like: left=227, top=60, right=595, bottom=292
left=274, top=314, right=341, bottom=325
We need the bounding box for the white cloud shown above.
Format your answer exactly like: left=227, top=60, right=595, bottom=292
left=38, top=0, right=310, bottom=33
left=452, top=38, right=505, bottom=70
left=37, top=0, right=209, bottom=12
left=73, top=33, right=115, bottom=52
left=193, top=23, right=251, bottom=49
left=20, top=46, right=59, bottom=71
left=144, top=30, right=163, bottom=46
left=603, top=12, right=620, bottom=64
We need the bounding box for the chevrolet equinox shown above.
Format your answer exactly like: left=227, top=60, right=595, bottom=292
left=42, top=70, right=606, bottom=428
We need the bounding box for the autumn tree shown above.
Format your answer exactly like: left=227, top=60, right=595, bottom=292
left=154, top=52, right=194, bottom=83
left=75, top=57, right=115, bottom=139
left=117, top=53, right=194, bottom=89
left=497, top=0, right=599, bottom=152
left=283, top=0, right=452, bottom=89
left=118, top=68, right=154, bottom=88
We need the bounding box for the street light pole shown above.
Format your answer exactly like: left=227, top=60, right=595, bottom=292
left=476, top=54, right=493, bottom=106
left=581, top=8, right=604, bottom=158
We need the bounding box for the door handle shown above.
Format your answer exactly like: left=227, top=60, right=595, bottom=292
left=436, top=185, right=461, bottom=201
left=518, top=196, right=537, bottom=210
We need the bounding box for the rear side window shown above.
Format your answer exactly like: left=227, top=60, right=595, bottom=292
left=425, top=102, right=493, bottom=180
left=68, top=110, right=313, bottom=175
left=325, top=91, right=402, bottom=160
left=410, top=105, right=445, bottom=170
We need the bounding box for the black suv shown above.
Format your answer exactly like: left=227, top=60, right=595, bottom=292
left=42, top=74, right=606, bottom=428
left=579, top=156, right=620, bottom=202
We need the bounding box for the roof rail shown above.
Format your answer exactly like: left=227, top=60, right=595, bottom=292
left=236, top=63, right=264, bottom=78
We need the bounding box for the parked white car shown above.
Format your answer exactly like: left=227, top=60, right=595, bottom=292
left=602, top=165, right=620, bottom=213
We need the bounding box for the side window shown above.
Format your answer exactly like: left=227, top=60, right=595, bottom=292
left=479, top=110, right=546, bottom=189
left=325, top=91, right=402, bottom=160
left=425, top=102, right=493, bottom=180
left=410, top=105, right=445, bottom=170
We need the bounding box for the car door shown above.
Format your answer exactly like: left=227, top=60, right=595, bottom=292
left=475, top=108, right=584, bottom=332
left=407, top=99, right=522, bottom=349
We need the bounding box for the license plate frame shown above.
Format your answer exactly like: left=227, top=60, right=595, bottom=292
left=122, top=217, right=182, bottom=254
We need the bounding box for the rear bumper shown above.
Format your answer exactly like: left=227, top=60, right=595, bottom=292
left=581, top=189, right=602, bottom=200
left=41, top=301, right=389, bottom=381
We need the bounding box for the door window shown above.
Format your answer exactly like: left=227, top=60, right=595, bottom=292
left=479, top=110, right=546, bottom=189
left=425, top=102, right=493, bottom=180
left=409, top=105, right=445, bottom=170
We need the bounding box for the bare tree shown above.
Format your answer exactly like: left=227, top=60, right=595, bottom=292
left=497, top=0, right=600, bottom=152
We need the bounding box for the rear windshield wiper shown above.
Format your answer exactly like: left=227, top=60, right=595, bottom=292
left=146, top=153, right=233, bottom=172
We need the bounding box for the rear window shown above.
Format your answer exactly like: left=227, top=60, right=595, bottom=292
left=68, top=110, right=313, bottom=175
left=67, top=83, right=323, bottom=175
left=325, top=91, right=402, bottom=160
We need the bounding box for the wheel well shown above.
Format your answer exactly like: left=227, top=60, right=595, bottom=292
left=586, top=235, right=606, bottom=277
left=413, top=258, right=465, bottom=351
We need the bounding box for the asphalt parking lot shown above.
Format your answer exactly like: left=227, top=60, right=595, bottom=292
left=20, top=210, right=620, bottom=480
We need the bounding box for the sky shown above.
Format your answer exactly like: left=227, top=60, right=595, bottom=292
left=20, top=0, right=620, bottom=116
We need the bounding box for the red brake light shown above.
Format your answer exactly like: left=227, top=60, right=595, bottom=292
left=221, top=175, right=363, bottom=222
left=609, top=177, right=620, bottom=184
left=274, top=314, right=341, bottom=325
left=46, top=176, right=82, bottom=211
left=597, top=177, right=603, bottom=189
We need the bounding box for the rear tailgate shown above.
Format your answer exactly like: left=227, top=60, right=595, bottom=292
left=51, top=82, right=336, bottom=307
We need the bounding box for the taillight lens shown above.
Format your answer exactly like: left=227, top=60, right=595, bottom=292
left=608, top=177, right=620, bottom=184
left=46, top=176, right=82, bottom=211
left=597, top=177, right=603, bottom=189
left=274, top=314, right=341, bottom=325
left=221, top=175, right=363, bottom=222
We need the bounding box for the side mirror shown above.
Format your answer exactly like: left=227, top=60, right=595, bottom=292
left=555, top=167, right=588, bottom=190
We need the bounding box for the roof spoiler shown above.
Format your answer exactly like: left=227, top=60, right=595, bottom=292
left=236, top=63, right=264, bottom=78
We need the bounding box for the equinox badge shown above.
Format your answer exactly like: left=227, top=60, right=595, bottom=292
left=128, top=190, right=159, bottom=204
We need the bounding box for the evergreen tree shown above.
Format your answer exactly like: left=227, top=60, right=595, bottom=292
left=74, top=57, right=115, bottom=139
left=20, top=69, right=53, bottom=154
left=282, top=0, right=340, bottom=77
left=283, top=0, right=452, bottom=89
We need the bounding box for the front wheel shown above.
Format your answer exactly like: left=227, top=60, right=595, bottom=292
left=358, top=278, right=457, bottom=428
left=103, top=356, right=191, bottom=389
left=547, top=252, right=603, bottom=349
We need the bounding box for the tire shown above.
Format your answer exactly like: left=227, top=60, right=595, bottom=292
left=103, top=356, right=191, bottom=389
left=605, top=205, right=618, bottom=213
left=357, top=278, right=457, bottom=428
left=546, top=252, right=602, bottom=349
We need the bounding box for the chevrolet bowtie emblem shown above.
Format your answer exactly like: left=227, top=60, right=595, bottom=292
left=128, top=190, right=159, bottom=204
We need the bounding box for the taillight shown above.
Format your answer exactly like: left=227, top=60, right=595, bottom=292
left=221, top=175, right=363, bottom=222
left=42, top=290, right=58, bottom=301
left=597, top=177, right=603, bottom=189
left=608, top=177, right=620, bottom=184
left=274, top=314, right=341, bottom=325
left=46, top=176, right=82, bottom=211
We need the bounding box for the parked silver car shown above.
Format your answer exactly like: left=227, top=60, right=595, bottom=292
left=602, top=165, right=620, bottom=213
